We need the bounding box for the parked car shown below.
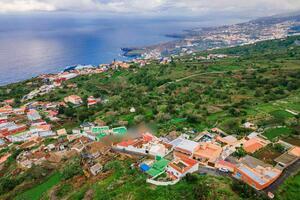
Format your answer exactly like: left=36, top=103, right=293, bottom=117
left=218, top=168, right=229, bottom=173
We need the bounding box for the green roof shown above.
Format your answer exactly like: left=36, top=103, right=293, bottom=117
left=152, top=158, right=169, bottom=171
left=96, top=133, right=107, bottom=140
left=112, top=127, right=127, bottom=135
left=146, top=158, right=169, bottom=177
left=92, top=126, right=109, bottom=134
left=147, top=168, right=161, bottom=177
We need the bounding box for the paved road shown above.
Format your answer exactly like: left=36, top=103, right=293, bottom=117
left=264, top=160, right=300, bottom=193
left=198, top=166, right=230, bottom=177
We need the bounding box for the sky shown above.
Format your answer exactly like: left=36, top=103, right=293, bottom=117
left=0, top=0, right=300, bottom=18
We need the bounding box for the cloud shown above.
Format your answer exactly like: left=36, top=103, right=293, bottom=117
left=0, top=0, right=55, bottom=12
left=0, top=0, right=299, bottom=17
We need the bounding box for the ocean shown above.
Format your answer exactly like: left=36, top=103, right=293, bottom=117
left=0, top=14, right=244, bottom=86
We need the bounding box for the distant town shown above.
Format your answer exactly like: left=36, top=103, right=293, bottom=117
left=124, top=14, right=300, bottom=60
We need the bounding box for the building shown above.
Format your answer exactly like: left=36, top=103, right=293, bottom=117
left=193, top=143, right=222, bottom=166
left=216, top=135, right=238, bottom=146
left=243, top=122, right=257, bottom=130
left=87, top=96, right=99, bottom=107
left=211, top=128, right=227, bottom=136
left=112, top=126, right=127, bottom=136
left=243, top=136, right=269, bottom=153
left=0, top=154, right=11, bottom=165
left=146, top=157, right=170, bottom=177
left=246, top=132, right=259, bottom=140
left=0, top=122, right=27, bottom=137
left=64, top=95, right=83, bottom=105
left=13, top=106, right=26, bottom=115
left=90, top=163, right=103, bottom=176
left=233, top=155, right=282, bottom=190
left=115, top=133, right=172, bottom=157
left=0, top=105, right=13, bottom=115
left=274, top=146, right=300, bottom=170
left=166, top=155, right=199, bottom=180
left=27, top=109, right=42, bottom=121
left=57, top=128, right=67, bottom=136
left=170, top=138, right=200, bottom=156
left=0, top=116, right=7, bottom=124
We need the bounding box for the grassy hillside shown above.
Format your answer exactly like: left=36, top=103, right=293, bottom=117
left=27, top=35, right=300, bottom=138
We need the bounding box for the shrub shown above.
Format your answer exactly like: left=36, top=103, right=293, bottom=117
left=61, top=157, right=82, bottom=180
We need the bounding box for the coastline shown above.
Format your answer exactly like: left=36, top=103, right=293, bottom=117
left=1, top=13, right=300, bottom=87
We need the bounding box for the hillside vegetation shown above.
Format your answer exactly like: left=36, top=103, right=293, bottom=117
left=0, top=36, right=300, bottom=200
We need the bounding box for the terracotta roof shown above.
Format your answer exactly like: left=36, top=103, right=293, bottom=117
left=289, top=146, right=300, bottom=157
left=117, top=139, right=136, bottom=147
left=193, top=143, right=222, bottom=162
left=0, top=154, right=10, bottom=164
left=243, top=137, right=268, bottom=153
left=142, top=133, right=155, bottom=142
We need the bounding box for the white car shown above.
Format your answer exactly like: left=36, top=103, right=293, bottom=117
left=218, top=168, right=229, bottom=173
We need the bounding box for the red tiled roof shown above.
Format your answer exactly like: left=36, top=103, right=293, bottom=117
left=117, top=139, right=136, bottom=147
left=142, top=133, right=154, bottom=142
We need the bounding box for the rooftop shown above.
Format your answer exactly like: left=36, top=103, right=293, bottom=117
left=193, top=143, right=222, bottom=162
left=146, top=158, right=169, bottom=177
left=243, top=137, right=269, bottom=153
left=112, top=126, right=127, bottom=135
left=169, top=155, right=198, bottom=174
left=170, top=138, right=199, bottom=153
left=237, top=155, right=282, bottom=186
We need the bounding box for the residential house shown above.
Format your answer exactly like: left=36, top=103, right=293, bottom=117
left=146, top=157, right=170, bottom=177
left=243, top=122, right=257, bottom=130
left=64, top=95, right=83, bottom=105
left=0, top=122, right=27, bottom=137
left=27, top=109, right=42, bottom=121
left=0, top=116, right=7, bottom=124
left=0, top=105, right=13, bottom=115
left=57, top=128, right=67, bottom=136
left=274, top=146, right=300, bottom=170
left=90, top=163, right=103, bottom=176
left=166, top=154, right=199, bottom=180
left=243, top=136, right=269, bottom=153
left=216, top=135, right=238, bottom=146
left=71, top=142, right=86, bottom=153
left=13, top=106, right=26, bottom=115
left=246, top=132, right=259, bottom=140
left=193, top=143, right=223, bottom=167
left=87, top=96, right=101, bottom=108
left=67, top=133, right=81, bottom=142
left=0, top=154, right=11, bottom=165
left=115, top=133, right=172, bottom=157
left=112, top=126, right=127, bottom=136
left=170, top=138, right=199, bottom=156
left=211, top=128, right=227, bottom=136
left=233, top=155, right=282, bottom=190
